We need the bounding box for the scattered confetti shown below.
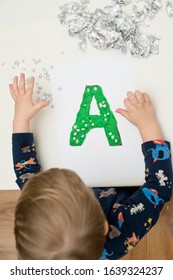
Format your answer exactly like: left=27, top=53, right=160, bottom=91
left=1, top=59, right=54, bottom=108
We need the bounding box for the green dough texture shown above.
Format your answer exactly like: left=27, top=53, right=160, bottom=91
left=70, top=85, right=122, bottom=146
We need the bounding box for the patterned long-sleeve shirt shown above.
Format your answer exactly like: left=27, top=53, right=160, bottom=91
left=12, top=133, right=173, bottom=260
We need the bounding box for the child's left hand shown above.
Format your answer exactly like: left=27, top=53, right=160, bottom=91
left=9, top=73, right=48, bottom=132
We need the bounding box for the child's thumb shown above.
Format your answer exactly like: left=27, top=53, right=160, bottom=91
left=34, top=101, right=48, bottom=113
left=115, top=108, right=129, bottom=121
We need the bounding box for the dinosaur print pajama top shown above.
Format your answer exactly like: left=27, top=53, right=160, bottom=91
left=12, top=133, right=173, bottom=260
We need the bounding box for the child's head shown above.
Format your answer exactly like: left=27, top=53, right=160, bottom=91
left=14, top=168, right=107, bottom=259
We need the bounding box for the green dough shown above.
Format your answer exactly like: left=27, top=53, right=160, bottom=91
left=70, top=85, right=122, bottom=146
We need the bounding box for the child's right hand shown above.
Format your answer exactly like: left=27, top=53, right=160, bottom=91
left=116, top=91, right=164, bottom=142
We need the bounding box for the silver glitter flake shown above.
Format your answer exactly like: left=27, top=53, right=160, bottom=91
left=58, top=0, right=171, bottom=57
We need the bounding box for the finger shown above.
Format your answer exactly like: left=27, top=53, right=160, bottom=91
left=135, top=90, right=145, bottom=104
left=9, top=84, right=16, bottom=100
left=33, top=101, right=48, bottom=114
left=13, top=76, right=19, bottom=94
left=19, top=73, right=26, bottom=94
left=127, top=91, right=138, bottom=106
left=116, top=108, right=130, bottom=121
left=124, top=96, right=134, bottom=110
left=143, top=92, right=151, bottom=104
left=26, top=76, right=35, bottom=95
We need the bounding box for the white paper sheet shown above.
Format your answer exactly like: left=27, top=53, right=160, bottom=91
left=52, top=52, right=144, bottom=187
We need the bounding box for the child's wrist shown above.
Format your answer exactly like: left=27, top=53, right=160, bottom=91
left=138, top=124, right=164, bottom=142
left=13, top=118, right=30, bottom=133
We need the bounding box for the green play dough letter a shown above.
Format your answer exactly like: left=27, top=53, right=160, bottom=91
left=70, top=85, right=122, bottom=146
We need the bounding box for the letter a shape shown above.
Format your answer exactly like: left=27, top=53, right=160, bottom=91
left=70, top=85, right=122, bottom=146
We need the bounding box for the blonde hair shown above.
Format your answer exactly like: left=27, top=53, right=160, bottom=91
left=14, top=168, right=106, bottom=259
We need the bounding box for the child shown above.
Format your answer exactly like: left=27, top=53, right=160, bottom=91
left=10, top=73, right=172, bottom=260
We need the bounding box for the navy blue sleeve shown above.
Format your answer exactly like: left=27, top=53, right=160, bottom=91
left=98, top=140, right=173, bottom=260
left=12, top=133, right=41, bottom=190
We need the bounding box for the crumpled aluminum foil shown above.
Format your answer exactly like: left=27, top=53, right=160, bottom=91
left=166, top=1, right=173, bottom=16
left=58, top=0, right=170, bottom=57
left=143, top=0, right=162, bottom=20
